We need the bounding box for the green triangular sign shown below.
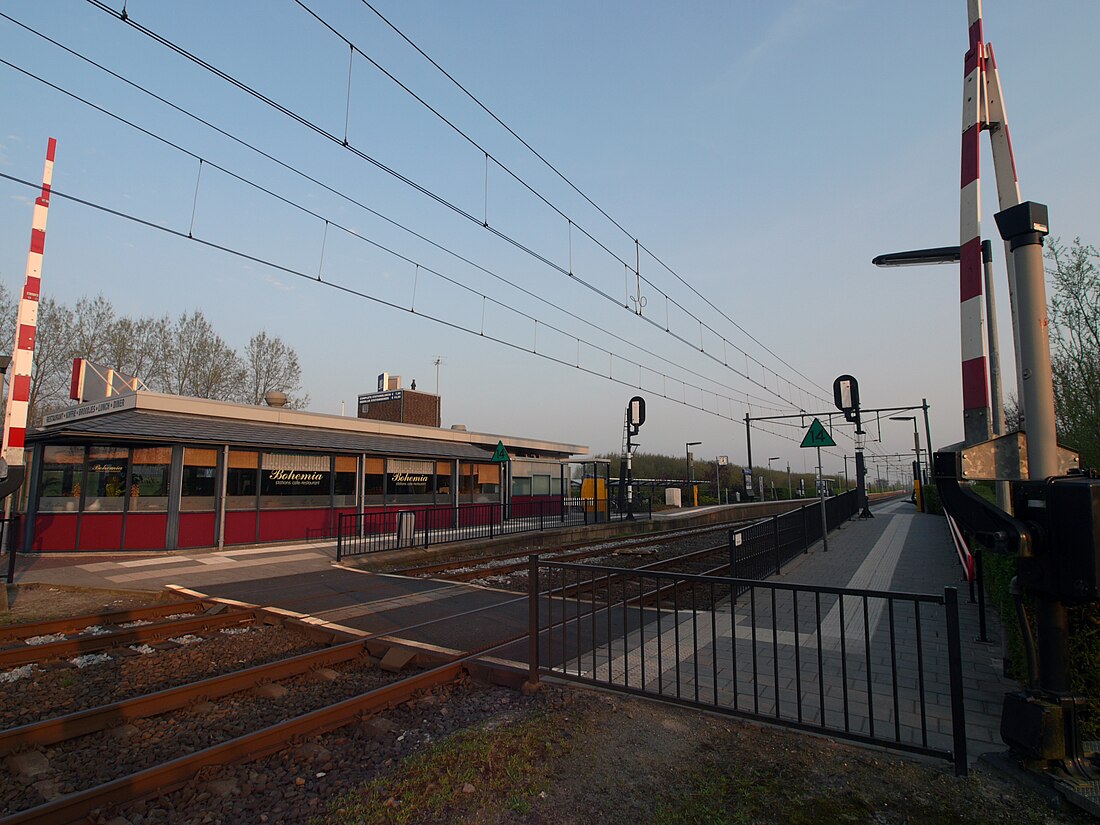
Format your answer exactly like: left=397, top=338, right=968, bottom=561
left=800, top=418, right=836, bottom=448
left=491, top=440, right=511, bottom=463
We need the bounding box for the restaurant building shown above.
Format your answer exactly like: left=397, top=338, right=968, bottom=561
left=17, top=391, right=596, bottom=553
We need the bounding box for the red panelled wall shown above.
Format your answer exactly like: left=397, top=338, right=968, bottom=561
left=177, top=513, right=215, bottom=549
left=123, top=514, right=169, bottom=550
left=78, top=514, right=124, bottom=551
left=32, top=514, right=78, bottom=551
left=257, top=509, right=330, bottom=542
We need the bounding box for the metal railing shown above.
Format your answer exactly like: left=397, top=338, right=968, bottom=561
left=528, top=558, right=968, bottom=774
left=729, top=490, right=858, bottom=580
left=336, top=496, right=651, bottom=559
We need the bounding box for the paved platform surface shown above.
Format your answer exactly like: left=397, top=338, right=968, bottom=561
left=549, top=497, right=1014, bottom=766
left=11, top=497, right=1015, bottom=766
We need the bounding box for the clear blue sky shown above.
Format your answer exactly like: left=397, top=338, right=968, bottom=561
left=1, top=1, right=1098, bottom=479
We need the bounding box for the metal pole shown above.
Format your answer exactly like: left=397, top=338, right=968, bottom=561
left=787, top=463, right=792, bottom=500
left=625, top=424, right=634, bottom=521
left=982, top=241, right=1012, bottom=514
left=817, top=446, right=828, bottom=552
left=744, top=414, right=754, bottom=500
left=996, top=202, right=1064, bottom=693
left=921, top=400, right=934, bottom=482
left=911, top=419, right=923, bottom=512
left=715, top=457, right=720, bottom=505
left=528, top=555, right=539, bottom=686
left=944, top=587, right=969, bottom=776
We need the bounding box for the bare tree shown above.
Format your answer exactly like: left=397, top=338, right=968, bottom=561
left=1046, top=236, right=1100, bottom=469
left=27, top=297, right=75, bottom=423
left=242, top=331, right=309, bottom=408
left=0, top=280, right=15, bottom=352
left=161, top=311, right=245, bottom=401
left=102, top=314, right=171, bottom=388
left=67, top=295, right=117, bottom=364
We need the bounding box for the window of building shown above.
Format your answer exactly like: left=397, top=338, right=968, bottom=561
left=227, top=450, right=259, bottom=510
left=385, top=458, right=435, bottom=505
left=38, top=446, right=85, bottom=513
left=436, top=460, right=453, bottom=504
left=363, top=457, right=384, bottom=505
left=85, top=445, right=128, bottom=512
left=129, top=446, right=171, bottom=512
left=181, top=447, right=218, bottom=512
left=472, top=463, right=500, bottom=502
left=334, top=456, right=357, bottom=507
left=511, top=460, right=562, bottom=498
left=459, top=462, right=500, bottom=504
left=259, top=452, right=330, bottom=509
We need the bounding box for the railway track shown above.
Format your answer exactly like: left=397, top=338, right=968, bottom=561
left=0, top=596, right=532, bottom=824
left=397, top=520, right=753, bottom=584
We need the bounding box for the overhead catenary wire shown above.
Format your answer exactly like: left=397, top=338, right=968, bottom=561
left=351, top=0, right=833, bottom=401
left=81, top=0, right=823, bottom=412
left=0, top=38, right=790, bottom=417
left=0, top=169, right=778, bottom=427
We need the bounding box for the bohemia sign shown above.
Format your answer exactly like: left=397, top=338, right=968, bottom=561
left=268, top=470, right=325, bottom=485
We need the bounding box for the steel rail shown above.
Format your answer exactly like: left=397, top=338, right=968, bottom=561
left=0, top=599, right=209, bottom=643
left=0, top=611, right=546, bottom=825
left=390, top=521, right=739, bottom=579
left=0, top=609, right=254, bottom=668
left=0, top=636, right=376, bottom=756
left=0, top=660, right=466, bottom=825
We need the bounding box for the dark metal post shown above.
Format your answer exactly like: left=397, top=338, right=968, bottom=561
left=4, top=518, right=14, bottom=586
left=744, top=413, right=754, bottom=500
left=855, top=449, right=872, bottom=519
left=944, top=587, right=968, bottom=776
left=528, top=555, right=540, bottom=685
left=975, top=549, right=990, bottom=643
left=773, top=515, right=782, bottom=575
left=800, top=506, right=808, bottom=553
left=921, top=399, right=933, bottom=486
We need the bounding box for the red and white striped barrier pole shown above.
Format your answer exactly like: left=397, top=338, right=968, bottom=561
left=959, top=2, right=991, bottom=446
left=2, top=137, right=56, bottom=470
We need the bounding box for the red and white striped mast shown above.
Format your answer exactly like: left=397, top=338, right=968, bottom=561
left=959, top=0, right=1023, bottom=446
left=1, top=137, right=57, bottom=480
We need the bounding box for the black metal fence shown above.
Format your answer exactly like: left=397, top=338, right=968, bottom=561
left=336, top=495, right=651, bottom=559
left=729, top=490, right=859, bottom=580
left=528, top=558, right=967, bottom=775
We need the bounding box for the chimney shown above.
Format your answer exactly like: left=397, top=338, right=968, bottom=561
left=264, top=391, right=288, bottom=407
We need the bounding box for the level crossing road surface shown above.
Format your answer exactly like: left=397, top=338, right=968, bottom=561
left=12, top=498, right=1014, bottom=763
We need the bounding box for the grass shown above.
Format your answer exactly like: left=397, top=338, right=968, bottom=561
left=650, top=755, right=1063, bottom=825
left=317, top=710, right=569, bottom=825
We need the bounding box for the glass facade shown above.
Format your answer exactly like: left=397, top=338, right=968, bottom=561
left=39, top=446, right=86, bottom=512
left=333, top=456, right=357, bottom=507
left=510, top=459, right=564, bottom=497
left=385, top=458, right=437, bottom=505
left=259, top=452, right=331, bottom=509
left=27, top=433, right=577, bottom=553
left=129, top=447, right=171, bottom=512
left=226, top=450, right=258, bottom=510
left=458, top=462, right=500, bottom=503
left=181, top=447, right=217, bottom=511
left=363, top=457, right=384, bottom=505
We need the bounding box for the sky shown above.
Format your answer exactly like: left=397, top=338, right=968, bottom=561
left=1, top=1, right=1098, bottom=482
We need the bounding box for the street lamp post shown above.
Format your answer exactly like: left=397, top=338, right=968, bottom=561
left=685, top=441, right=701, bottom=506
left=890, top=415, right=922, bottom=511
left=767, top=457, right=780, bottom=500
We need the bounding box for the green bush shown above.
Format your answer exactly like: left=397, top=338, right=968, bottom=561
left=979, top=545, right=1100, bottom=740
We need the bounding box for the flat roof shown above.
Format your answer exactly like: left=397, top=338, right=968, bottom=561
left=33, top=392, right=588, bottom=460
